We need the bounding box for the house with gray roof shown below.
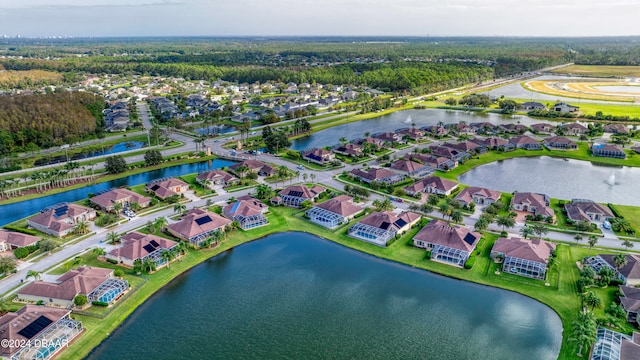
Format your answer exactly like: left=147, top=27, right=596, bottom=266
left=565, top=199, right=614, bottom=223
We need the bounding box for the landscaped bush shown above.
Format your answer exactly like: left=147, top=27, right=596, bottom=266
left=91, top=301, right=109, bottom=307
left=464, top=257, right=476, bottom=269
left=13, top=247, right=30, bottom=259
left=113, top=269, right=124, bottom=277
left=106, top=258, right=118, bottom=265
left=3, top=225, right=38, bottom=236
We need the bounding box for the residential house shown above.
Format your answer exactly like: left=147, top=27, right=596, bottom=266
left=348, top=211, right=420, bottom=247
left=553, top=102, right=579, bottom=113
left=511, top=192, right=555, bottom=220
left=389, top=159, right=434, bottom=178
left=530, top=123, right=556, bottom=134
left=454, top=187, right=501, bottom=207
left=333, top=143, right=363, bottom=157
left=470, top=122, right=497, bottom=134
left=591, top=327, right=640, bottom=360
left=421, top=125, right=448, bottom=137
left=472, top=137, right=513, bottom=151
left=306, top=195, right=364, bottom=228
left=350, top=168, right=405, bottom=185
left=448, top=122, right=474, bottom=135
left=196, top=170, right=239, bottom=189
left=107, top=231, right=178, bottom=267
left=223, top=196, right=269, bottom=230
left=28, top=203, right=97, bottom=238
left=396, top=127, right=426, bottom=141
left=509, top=135, right=542, bottom=150
left=430, top=145, right=471, bottom=162
left=543, top=136, right=577, bottom=150
left=446, top=141, right=484, bottom=154
left=604, top=124, right=631, bottom=135
left=413, top=219, right=481, bottom=267
left=499, top=123, right=528, bottom=134
left=167, top=208, right=232, bottom=247
left=0, top=305, right=83, bottom=360
left=521, top=102, right=546, bottom=111
left=17, top=267, right=128, bottom=307
left=303, top=148, right=336, bottom=165
left=276, top=185, right=326, bottom=208
left=619, top=286, right=640, bottom=325
left=354, top=137, right=385, bottom=149
left=0, top=229, right=39, bottom=251
left=561, top=122, right=588, bottom=136
left=490, top=237, right=556, bottom=280
left=146, top=178, right=189, bottom=200
left=403, top=176, right=459, bottom=197
left=373, top=132, right=402, bottom=144
left=584, top=254, right=640, bottom=285
left=406, top=153, right=457, bottom=172
left=229, top=160, right=277, bottom=177
left=90, top=188, right=151, bottom=212
left=565, top=199, right=614, bottom=223
left=592, top=143, right=627, bottom=159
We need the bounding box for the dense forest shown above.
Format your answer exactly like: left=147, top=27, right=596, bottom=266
left=0, top=92, right=106, bottom=156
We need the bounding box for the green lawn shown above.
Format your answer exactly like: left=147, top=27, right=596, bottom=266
left=551, top=65, right=640, bottom=78
left=613, top=205, right=640, bottom=233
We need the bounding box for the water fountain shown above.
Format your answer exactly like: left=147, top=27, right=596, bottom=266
left=607, top=171, right=616, bottom=186
left=404, top=115, right=412, bottom=123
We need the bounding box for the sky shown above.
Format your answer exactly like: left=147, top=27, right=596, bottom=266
left=0, top=0, right=638, bottom=37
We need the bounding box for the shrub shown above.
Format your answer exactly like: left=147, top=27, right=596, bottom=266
left=113, top=269, right=124, bottom=277
left=74, top=295, right=87, bottom=307
left=106, top=258, right=118, bottom=265
left=91, top=301, right=109, bottom=307
left=464, top=257, right=476, bottom=269
left=13, top=247, right=30, bottom=259
left=3, top=225, right=38, bottom=236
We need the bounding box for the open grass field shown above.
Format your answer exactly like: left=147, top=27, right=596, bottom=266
left=0, top=70, right=62, bottom=88
left=524, top=80, right=636, bottom=103
left=551, top=65, right=640, bottom=78
left=612, top=205, right=640, bottom=234
left=507, top=99, right=640, bottom=119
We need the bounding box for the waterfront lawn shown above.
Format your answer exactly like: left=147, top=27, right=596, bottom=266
left=613, top=205, right=640, bottom=234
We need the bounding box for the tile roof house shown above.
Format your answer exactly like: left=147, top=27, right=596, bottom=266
left=306, top=195, right=364, bottom=228
left=350, top=168, right=405, bottom=185
left=472, top=137, right=512, bottom=151
left=303, top=148, right=336, bottom=165
left=561, top=122, right=588, bottom=135
left=196, top=170, right=239, bottom=189
left=90, top=188, right=151, bottom=212
left=403, top=176, right=459, bottom=197
left=146, top=178, right=189, bottom=200
left=373, top=132, right=402, bottom=144
left=446, top=141, right=484, bottom=154
left=277, top=185, right=326, bottom=208
left=407, top=153, right=457, bottom=172
left=511, top=192, right=555, bottom=220
left=354, top=137, right=385, bottom=149
left=543, top=136, right=577, bottom=150
left=454, top=187, right=501, bottom=207
left=430, top=145, right=471, bottom=162
left=17, top=267, right=128, bottom=307
left=396, top=127, right=426, bottom=141
left=565, top=199, right=615, bottom=223
left=592, top=143, right=626, bottom=159
left=604, top=124, right=631, bottom=134
left=508, top=135, right=542, bottom=150
left=530, top=123, right=556, bottom=134
left=0, top=229, right=39, bottom=251
left=333, top=143, right=363, bottom=157
left=389, top=159, right=434, bottom=178
left=500, top=123, right=528, bottom=134
left=591, top=327, right=640, bottom=360
left=229, top=160, right=276, bottom=177
left=619, top=286, right=640, bottom=326
left=167, top=208, right=232, bottom=247
left=413, top=219, right=481, bottom=267
left=490, top=237, right=556, bottom=280
left=585, top=254, right=640, bottom=286
left=0, top=305, right=83, bottom=360
left=107, top=231, right=178, bottom=267
left=223, top=197, right=269, bottom=230
left=28, top=203, right=97, bottom=238
left=348, top=211, right=420, bottom=247
left=421, top=125, right=448, bottom=137
left=470, top=122, right=497, bottom=134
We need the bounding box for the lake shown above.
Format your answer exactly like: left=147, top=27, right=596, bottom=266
left=87, top=232, right=562, bottom=360
left=0, top=159, right=235, bottom=227
left=458, top=156, right=640, bottom=205
left=291, top=109, right=553, bottom=151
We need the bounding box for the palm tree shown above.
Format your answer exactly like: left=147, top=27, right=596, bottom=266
left=302, top=173, right=308, bottom=183
left=614, top=253, right=628, bottom=270
left=372, top=198, right=394, bottom=212
left=129, top=202, right=142, bottom=212
left=519, top=226, right=534, bottom=239
left=112, top=202, right=124, bottom=214
left=173, top=241, right=188, bottom=260
left=574, top=233, right=583, bottom=244
left=161, top=249, right=175, bottom=269
left=451, top=209, right=464, bottom=224
left=310, top=173, right=316, bottom=184
left=154, top=217, right=168, bottom=233
left=146, top=220, right=155, bottom=234
left=439, top=203, right=451, bottom=220
left=133, top=259, right=143, bottom=274
left=587, top=235, right=598, bottom=256
left=74, top=220, right=90, bottom=235
left=622, top=239, right=634, bottom=250
left=106, top=231, right=121, bottom=244
left=142, top=258, right=156, bottom=273
left=495, top=215, right=515, bottom=232
left=582, top=291, right=602, bottom=311
left=25, top=270, right=40, bottom=282
left=173, top=203, right=187, bottom=216
left=474, top=218, right=489, bottom=231
left=532, top=223, right=548, bottom=240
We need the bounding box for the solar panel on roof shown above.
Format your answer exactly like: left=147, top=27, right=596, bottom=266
left=395, top=219, right=407, bottom=228
left=17, top=315, right=53, bottom=339
left=463, top=233, right=477, bottom=245
left=143, top=244, right=156, bottom=253
left=149, top=240, right=160, bottom=248
left=54, top=205, right=69, bottom=218
left=150, top=184, right=160, bottom=191
left=380, top=221, right=390, bottom=230
left=195, top=216, right=213, bottom=226
left=289, top=190, right=303, bottom=197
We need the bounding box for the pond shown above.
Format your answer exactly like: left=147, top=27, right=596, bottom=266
left=0, top=158, right=235, bottom=227
left=291, top=109, right=553, bottom=151
left=34, top=141, right=147, bottom=167
left=458, top=156, right=640, bottom=206
left=87, top=232, right=562, bottom=360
